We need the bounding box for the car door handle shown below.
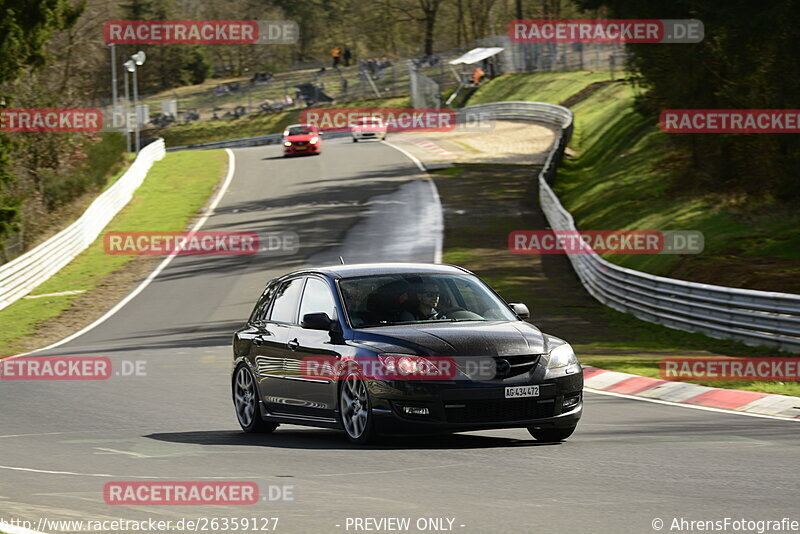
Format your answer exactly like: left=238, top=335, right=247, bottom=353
left=253, top=332, right=271, bottom=346
left=287, top=338, right=300, bottom=351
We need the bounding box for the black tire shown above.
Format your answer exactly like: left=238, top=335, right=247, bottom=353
left=527, top=426, right=576, bottom=442
left=338, top=368, right=377, bottom=444
left=352, top=138, right=359, bottom=143
left=233, top=364, right=278, bottom=434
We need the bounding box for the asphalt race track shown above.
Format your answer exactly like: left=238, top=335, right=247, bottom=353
left=0, top=138, right=797, bottom=534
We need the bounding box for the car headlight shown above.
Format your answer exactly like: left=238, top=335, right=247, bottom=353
left=283, top=141, right=292, bottom=147
left=547, top=343, right=578, bottom=369
left=309, top=136, right=319, bottom=144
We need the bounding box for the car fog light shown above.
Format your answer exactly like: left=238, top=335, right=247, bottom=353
left=402, top=406, right=430, bottom=415
left=563, top=395, right=580, bottom=409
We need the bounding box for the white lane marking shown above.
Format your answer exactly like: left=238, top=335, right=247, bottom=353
left=0, top=465, right=112, bottom=477
left=0, top=431, right=104, bottom=439
left=380, top=140, right=443, bottom=263
left=381, top=139, right=425, bottom=172
left=0, top=463, right=272, bottom=480
left=0, top=521, right=47, bottom=534
left=8, top=149, right=237, bottom=359
left=94, top=447, right=152, bottom=458
left=24, top=290, right=86, bottom=299
left=585, top=387, right=800, bottom=422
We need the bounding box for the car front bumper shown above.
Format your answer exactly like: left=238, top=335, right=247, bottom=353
left=352, top=131, right=386, bottom=140
left=365, top=372, right=583, bottom=434
left=284, top=144, right=319, bottom=155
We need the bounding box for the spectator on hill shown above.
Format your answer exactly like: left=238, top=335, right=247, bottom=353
left=332, top=47, right=341, bottom=68
left=472, top=67, right=485, bottom=86
left=343, top=47, right=352, bottom=67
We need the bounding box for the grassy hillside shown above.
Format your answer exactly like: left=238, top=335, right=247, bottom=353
left=468, top=71, right=614, bottom=105
left=467, top=72, right=800, bottom=292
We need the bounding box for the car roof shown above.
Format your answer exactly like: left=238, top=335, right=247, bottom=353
left=285, top=123, right=315, bottom=129
left=279, top=262, right=471, bottom=280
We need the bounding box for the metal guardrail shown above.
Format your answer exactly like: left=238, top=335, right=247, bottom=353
left=460, top=101, right=800, bottom=353
left=0, top=139, right=166, bottom=311
left=167, top=133, right=283, bottom=152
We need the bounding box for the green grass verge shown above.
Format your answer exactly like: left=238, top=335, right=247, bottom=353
left=556, top=83, right=800, bottom=290
left=468, top=71, right=615, bottom=105
left=433, top=164, right=799, bottom=397
left=466, top=72, right=800, bottom=292
left=0, top=150, right=228, bottom=357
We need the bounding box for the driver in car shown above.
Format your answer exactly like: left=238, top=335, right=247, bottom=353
left=401, top=283, right=445, bottom=321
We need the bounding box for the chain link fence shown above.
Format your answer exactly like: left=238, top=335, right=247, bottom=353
left=126, top=38, right=626, bottom=128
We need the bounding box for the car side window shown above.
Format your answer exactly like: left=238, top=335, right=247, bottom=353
left=299, top=277, right=337, bottom=320
left=250, top=282, right=278, bottom=323
left=268, top=278, right=305, bottom=324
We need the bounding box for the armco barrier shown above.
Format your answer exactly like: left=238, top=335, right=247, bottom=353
left=459, top=101, right=800, bottom=353
left=0, top=139, right=166, bottom=311
left=167, top=133, right=282, bottom=152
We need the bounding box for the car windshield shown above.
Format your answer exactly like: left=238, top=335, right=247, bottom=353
left=357, top=118, right=381, bottom=125
left=286, top=126, right=311, bottom=136
left=339, top=273, right=518, bottom=327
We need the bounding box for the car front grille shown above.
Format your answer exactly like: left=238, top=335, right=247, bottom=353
left=497, top=354, right=541, bottom=379
left=455, top=354, right=541, bottom=381
left=444, top=398, right=554, bottom=423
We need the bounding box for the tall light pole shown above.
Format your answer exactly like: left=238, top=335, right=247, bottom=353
left=123, top=59, right=134, bottom=153
left=109, top=44, right=119, bottom=128
left=131, top=51, right=146, bottom=152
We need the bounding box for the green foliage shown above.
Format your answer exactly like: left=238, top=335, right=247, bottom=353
left=575, top=0, right=800, bottom=201
left=116, top=0, right=212, bottom=92
left=0, top=0, right=84, bottom=248
left=41, top=132, right=127, bottom=208
left=0, top=0, right=83, bottom=84
left=555, top=82, right=800, bottom=290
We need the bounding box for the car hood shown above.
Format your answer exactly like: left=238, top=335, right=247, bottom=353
left=285, top=134, right=315, bottom=142
left=351, top=320, right=551, bottom=356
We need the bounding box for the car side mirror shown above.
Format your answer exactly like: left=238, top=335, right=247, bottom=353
left=509, top=303, right=530, bottom=320
left=301, top=312, right=333, bottom=331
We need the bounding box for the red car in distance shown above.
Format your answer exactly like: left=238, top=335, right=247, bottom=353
left=282, top=124, right=321, bottom=156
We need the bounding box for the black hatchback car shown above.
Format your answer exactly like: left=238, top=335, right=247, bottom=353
left=232, top=263, right=583, bottom=444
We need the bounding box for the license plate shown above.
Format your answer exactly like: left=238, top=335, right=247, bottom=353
left=295, top=146, right=307, bottom=151
left=505, top=385, right=539, bottom=398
